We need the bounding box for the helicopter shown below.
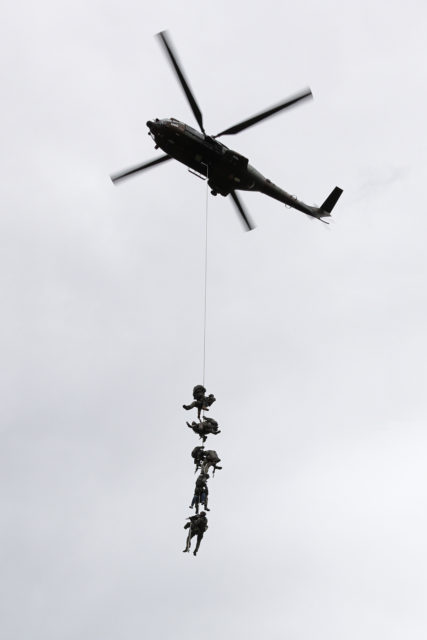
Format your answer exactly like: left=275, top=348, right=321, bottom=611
left=111, top=31, right=343, bottom=231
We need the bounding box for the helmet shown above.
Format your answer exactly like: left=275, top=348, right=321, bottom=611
left=193, top=384, right=206, bottom=394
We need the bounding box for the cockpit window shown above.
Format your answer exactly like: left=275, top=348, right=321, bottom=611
left=168, top=118, right=185, bottom=131
left=185, top=124, right=204, bottom=140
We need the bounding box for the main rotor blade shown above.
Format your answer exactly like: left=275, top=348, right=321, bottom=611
left=230, top=191, right=255, bottom=231
left=215, top=88, right=313, bottom=137
left=110, top=154, right=172, bottom=184
left=157, top=30, right=205, bottom=134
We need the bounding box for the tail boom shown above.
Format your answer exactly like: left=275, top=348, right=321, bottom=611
left=258, top=179, right=343, bottom=221
left=243, top=166, right=343, bottom=222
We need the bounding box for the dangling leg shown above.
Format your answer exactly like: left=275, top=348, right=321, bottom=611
left=193, top=533, right=203, bottom=556
left=183, top=527, right=192, bottom=552
left=197, top=401, right=208, bottom=420
left=204, top=493, right=210, bottom=511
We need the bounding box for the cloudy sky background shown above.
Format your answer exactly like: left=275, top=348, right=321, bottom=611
left=2, top=0, right=427, bottom=637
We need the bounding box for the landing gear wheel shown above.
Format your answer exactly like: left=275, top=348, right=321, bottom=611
left=211, top=190, right=217, bottom=196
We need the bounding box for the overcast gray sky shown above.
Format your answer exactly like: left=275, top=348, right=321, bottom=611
left=2, top=0, right=427, bottom=638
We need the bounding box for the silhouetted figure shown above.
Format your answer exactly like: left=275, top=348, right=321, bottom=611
left=189, top=473, right=210, bottom=514
left=191, top=445, right=206, bottom=473
left=183, top=512, right=208, bottom=556
left=186, top=417, right=221, bottom=443
left=202, top=450, right=222, bottom=475
left=183, top=384, right=216, bottom=419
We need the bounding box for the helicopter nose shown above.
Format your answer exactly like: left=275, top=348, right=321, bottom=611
left=147, top=119, right=161, bottom=132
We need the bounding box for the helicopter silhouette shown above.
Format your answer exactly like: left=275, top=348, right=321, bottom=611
left=111, top=31, right=343, bottom=231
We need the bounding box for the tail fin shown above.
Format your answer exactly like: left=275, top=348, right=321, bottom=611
left=320, top=186, right=343, bottom=216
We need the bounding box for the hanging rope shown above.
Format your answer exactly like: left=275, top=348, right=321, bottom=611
left=202, top=165, right=209, bottom=388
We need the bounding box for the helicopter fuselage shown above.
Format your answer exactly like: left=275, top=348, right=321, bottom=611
left=112, top=31, right=343, bottom=229
left=147, top=118, right=322, bottom=218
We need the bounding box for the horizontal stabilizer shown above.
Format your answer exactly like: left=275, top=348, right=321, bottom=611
left=321, top=187, right=343, bottom=215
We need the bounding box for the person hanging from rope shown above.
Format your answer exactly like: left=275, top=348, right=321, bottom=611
left=189, top=472, right=210, bottom=514
left=202, top=449, right=222, bottom=475
left=186, top=416, right=221, bottom=443
left=183, top=384, right=216, bottom=419
left=183, top=511, right=209, bottom=556
left=191, top=446, right=206, bottom=473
